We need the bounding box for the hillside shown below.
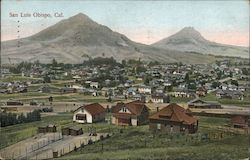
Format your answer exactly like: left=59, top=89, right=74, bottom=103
left=152, top=27, right=249, bottom=58
left=1, top=14, right=216, bottom=64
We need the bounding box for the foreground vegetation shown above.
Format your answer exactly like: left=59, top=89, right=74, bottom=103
left=58, top=116, right=249, bottom=160
left=1, top=113, right=248, bottom=159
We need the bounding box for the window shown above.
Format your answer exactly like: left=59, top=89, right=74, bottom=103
left=76, top=114, right=86, bottom=120
left=122, top=107, right=127, bottom=112
left=157, top=123, right=161, bottom=130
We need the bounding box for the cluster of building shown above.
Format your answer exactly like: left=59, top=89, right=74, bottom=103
left=72, top=100, right=249, bottom=134
left=1, top=59, right=249, bottom=104
left=73, top=101, right=198, bottom=134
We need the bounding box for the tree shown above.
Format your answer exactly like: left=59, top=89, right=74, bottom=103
left=122, top=60, right=126, bottom=66
left=229, top=71, right=233, bottom=78
left=167, top=86, right=173, bottom=92
left=18, top=113, right=26, bottom=123
left=185, top=73, right=190, bottom=83
left=136, top=65, right=146, bottom=74
left=52, top=58, right=58, bottom=67
left=231, top=80, right=239, bottom=86
left=144, top=75, right=153, bottom=85
left=43, top=75, right=51, bottom=83
left=211, top=81, right=220, bottom=89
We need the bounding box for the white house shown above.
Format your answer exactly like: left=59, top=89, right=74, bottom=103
left=73, top=103, right=106, bottom=123
left=138, top=85, right=152, bottom=94
left=90, top=82, right=99, bottom=89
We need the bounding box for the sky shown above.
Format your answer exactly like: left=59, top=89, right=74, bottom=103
left=1, top=0, right=249, bottom=47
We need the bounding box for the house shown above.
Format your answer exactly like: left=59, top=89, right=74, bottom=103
left=151, top=93, right=170, bottom=103
left=163, top=80, right=172, bottom=87
left=16, top=87, right=28, bottom=93
left=231, top=116, right=249, bottom=128
left=38, top=85, right=51, bottom=93
left=155, top=86, right=165, bottom=94
left=138, top=85, right=152, bottom=94
left=216, top=89, right=244, bottom=100
left=73, top=103, right=106, bottom=123
left=173, top=88, right=193, bottom=98
left=132, top=94, right=146, bottom=103
left=149, top=103, right=198, bottom=134
left=60, top=87, right=77, bottom=94
left=0, top=89, right=8, bottom=94
left=6, top=100, right=23, bottom=106
left=188, top=98, right=221, bottom=109
left=38, top=124, right=57, bottom=133
left=220, top=83, right=228, bottom=90
left=111, top=100, right=150, bottom=126
left=124, top=87, right=137, bottom=97
left=90, top=82, right=99, bottom=89
left=62, top=126, right=83, bottom=136
left=196, top=86, right=207, bottom=97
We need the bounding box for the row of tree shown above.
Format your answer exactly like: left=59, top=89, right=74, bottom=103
left=0, top=110, right=41, bottom=127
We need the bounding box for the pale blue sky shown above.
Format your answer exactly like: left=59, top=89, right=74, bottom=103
left=1, top=0, right=249, bottom=46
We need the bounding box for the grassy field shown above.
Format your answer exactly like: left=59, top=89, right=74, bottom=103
left=202, top=93, right=250, bottom=106
left=0, top=92, right=123, bottom=104
left=1, top=113, right=249, bottom=159
left=0, top=75, right=42, bottom=82
left=58, top=116, right=250, bottom=160
left=0, top=113, right=73, bottom=149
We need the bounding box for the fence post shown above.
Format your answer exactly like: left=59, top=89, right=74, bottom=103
left=26, top=146, right=28, bottom=159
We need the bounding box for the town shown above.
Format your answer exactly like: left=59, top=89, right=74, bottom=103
left=0, top=56, right=249, bottom=159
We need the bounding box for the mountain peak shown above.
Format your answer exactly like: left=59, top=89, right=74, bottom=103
left=67, top=13, right=95, bottom=24
left=69, top=13, right=91, bottom=20
left=181, top=26, right=196, bottom=31
left=177, top=27, right=203, bottom=39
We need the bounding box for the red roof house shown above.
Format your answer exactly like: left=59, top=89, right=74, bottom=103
left=73, top=103, right=106, bottom=123
left=149, top=103, right=198, bottom=134
left=111, top=100, right=149, bottom=126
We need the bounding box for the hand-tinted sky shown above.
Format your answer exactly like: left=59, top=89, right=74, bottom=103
left=1, top=0, right=249, bottom=46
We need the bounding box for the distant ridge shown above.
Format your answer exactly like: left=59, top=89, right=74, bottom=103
left=152, top=27, right=249, bottom=58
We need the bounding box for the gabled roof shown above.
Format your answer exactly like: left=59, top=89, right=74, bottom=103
left=188, top=98, right=206, bottom=104
left=149, top=103, right=197, bottom=125
left=75, top=103, right=106, bottom=116
left=188, top=98, right=221, bottom=106
left=112, top=100, right=149, bottom=116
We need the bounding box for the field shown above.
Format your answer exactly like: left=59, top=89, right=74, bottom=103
left=0, top=113, right=72, bottom=149
left=1, top=113, right=249, bottom=160
left=202, top=93, right=250, bottom=106
left=58, top=116, right=250, bottom=160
